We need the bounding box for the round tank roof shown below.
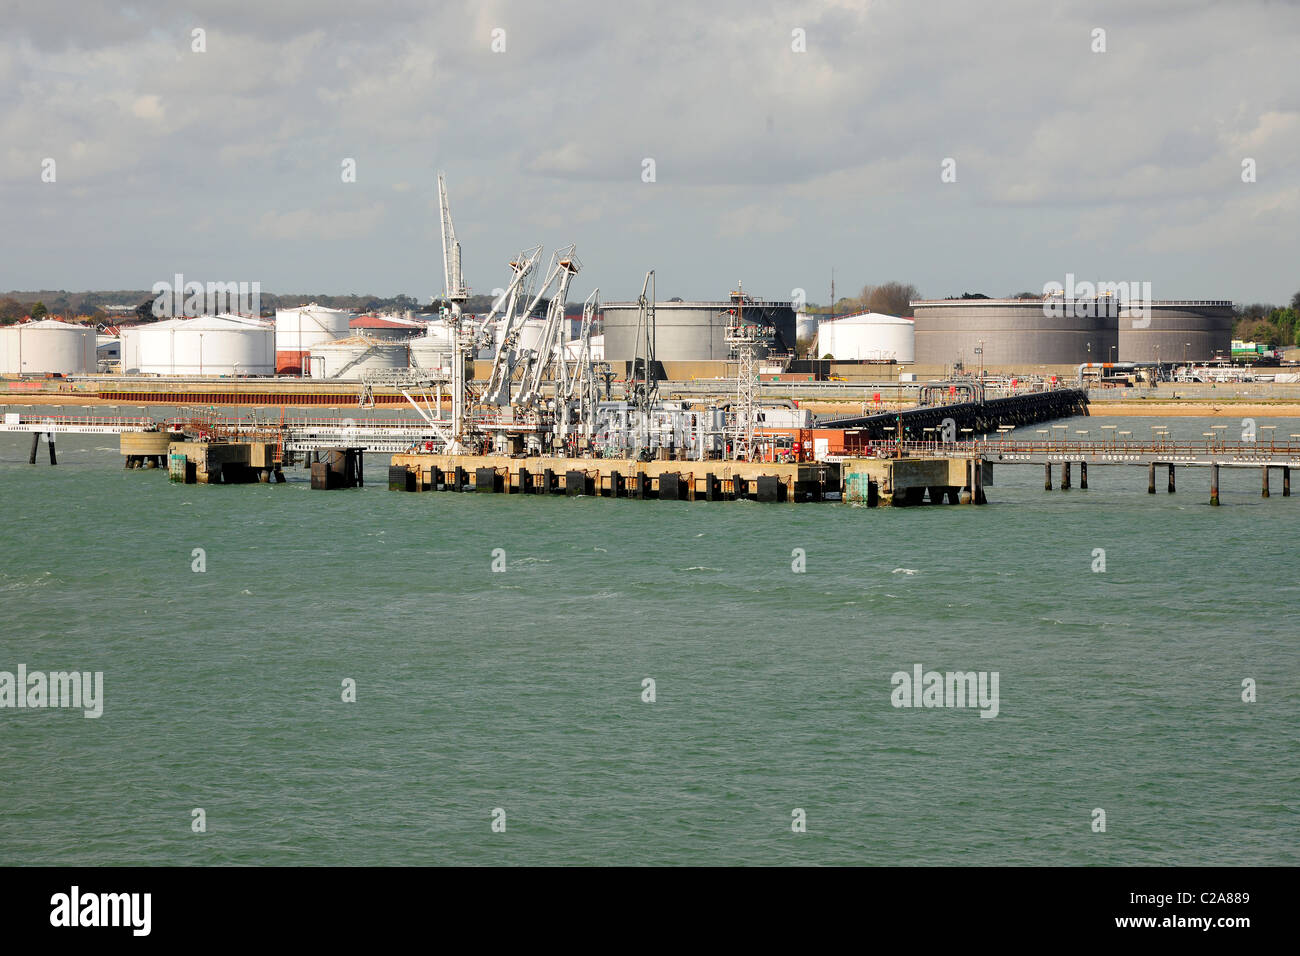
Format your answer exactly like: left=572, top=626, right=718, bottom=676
left=822, top=311, right=914, bottom=325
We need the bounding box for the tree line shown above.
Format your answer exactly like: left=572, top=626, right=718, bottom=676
left=1232, top=294, right=1300, bottom=347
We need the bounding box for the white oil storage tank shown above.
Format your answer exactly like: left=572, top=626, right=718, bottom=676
left=496, top=317, right=548, bottom=356
left=408, top=322, right=456, bottom=371
left=130, top=314, right=275, bottom=376
left=275, top=304, right=355, bottom=374
left=308, top=336, right=410, bottom=379
left=816, top=312, right=915, bottom=363
left=795, top=312, right=819, bottom=355
left=0, top=319, right=96, bottom=375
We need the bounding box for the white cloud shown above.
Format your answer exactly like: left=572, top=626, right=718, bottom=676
left=1, top=0, right=1298, bottom=302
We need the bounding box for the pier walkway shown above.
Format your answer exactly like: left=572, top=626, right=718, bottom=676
left=879, top=437, right=1300, bottom=504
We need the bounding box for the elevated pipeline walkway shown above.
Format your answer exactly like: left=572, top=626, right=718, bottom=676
left=819, top=388, right=1089, bottom=438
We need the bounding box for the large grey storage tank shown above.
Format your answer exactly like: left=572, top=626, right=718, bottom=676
left=1118, top=301, right=1234, bottom=362
left=602, top=298, right=797, bottom=361
left=912, top=298, right=1119, bottom=366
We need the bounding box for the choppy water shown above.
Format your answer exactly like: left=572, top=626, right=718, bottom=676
left=1, top=408, right=1297, bottom=865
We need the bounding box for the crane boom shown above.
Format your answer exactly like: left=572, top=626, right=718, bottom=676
left=437, top=171, right=469, bottom=310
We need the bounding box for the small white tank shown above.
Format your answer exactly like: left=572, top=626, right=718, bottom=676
left=0, top=319, right=97, bottom=375
left=308, top=336, right=410, bottom=379
left=816, top=312, right=915, bottom=362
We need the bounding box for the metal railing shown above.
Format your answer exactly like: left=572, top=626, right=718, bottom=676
left=0, top=414, right=159, bottom=432
left=872, top=438, right=1300, bottom=460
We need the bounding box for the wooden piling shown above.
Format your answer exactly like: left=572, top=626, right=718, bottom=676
left=1168, top=464, right=1175, bottom=494
left=1262, top=465, right=1270, bottom=498
left=1210, top=464, right=1220, bottom=506
left=1284, top=467, right=1291, bottom=497
left=1080, top=461, right=1088, bottom=490
left=1148, top=462, right=1156, bottom=494
left=1044, top=462, right=1052, bottom=491
left=1062, top=462, right=1071, bottom=490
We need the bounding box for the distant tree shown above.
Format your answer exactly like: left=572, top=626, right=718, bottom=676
left=858, top=282, right=920, bottom=316
left=1270, top=307, right=1300, bottom=347
left=1236, top=319, right=1277, bottom=345
left=0, top=297, right=24, bottom=324
left=1235, top=302, right=1274, bottom=322
left=1011, top=291, right=1041, bottom=299
left=960, top=292, right=989, bottom=299
left=31, top=301, right=47, bottom=318
left=1291, top=290, right=1300, bottom=311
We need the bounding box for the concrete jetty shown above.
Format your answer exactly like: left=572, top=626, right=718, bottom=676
left=387, top=452, right=988, bottom=506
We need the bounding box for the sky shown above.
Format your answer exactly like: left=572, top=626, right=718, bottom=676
left=2, top=0, right=1298, bottom=306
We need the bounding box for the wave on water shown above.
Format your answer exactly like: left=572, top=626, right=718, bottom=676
left=892, top=568, right=919, bottom=575
left=678, top=566, right=723, bottom=572
left=0, top=571, right=55, bottom=591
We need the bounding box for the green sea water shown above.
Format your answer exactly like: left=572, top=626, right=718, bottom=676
left=1, top=408, right=1297, bottom=866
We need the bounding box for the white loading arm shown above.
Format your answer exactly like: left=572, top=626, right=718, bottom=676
left=518, top=246, right=581, bottom=407
left=480, top=246, right=544, bottom=403
left=485, top=247, right=570, bottom=407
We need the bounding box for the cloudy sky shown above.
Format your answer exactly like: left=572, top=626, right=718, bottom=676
left=2, top=0, right=1298, bottom=305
